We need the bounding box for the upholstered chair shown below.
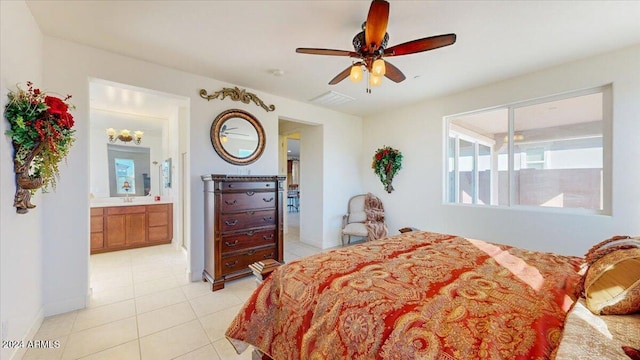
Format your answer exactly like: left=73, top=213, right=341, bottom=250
left=341, top=194, right=369, bottom=245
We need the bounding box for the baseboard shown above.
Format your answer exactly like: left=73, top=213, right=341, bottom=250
left=7, top=307, right=44, bottom=360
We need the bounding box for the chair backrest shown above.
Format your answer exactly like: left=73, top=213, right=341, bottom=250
left=347, top=194, right=367, bottom=224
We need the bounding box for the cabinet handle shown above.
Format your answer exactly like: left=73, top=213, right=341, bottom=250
left=224, top=260, right=238, bottom=268
left=263, top=253, right=274, bottom=259
left=228, top=184, right=234, bottom=188
left=247, top=249, right=256, bottom=255
left=246, top=230, right=255, bottom=236
left=224, top=199, right=237, bottom=205
left=246, top=211, right=255, bottom=215
left=225, top=219, right=238, bottom=226
left=263, top=197, right=274, bottom=202
left=246, top=191, right=255, bottom=196
left=263, top=234, right=274, bottom=240
left=262, top=216, right=272, bottom=222
left=224, top=240, right=239, bottom=247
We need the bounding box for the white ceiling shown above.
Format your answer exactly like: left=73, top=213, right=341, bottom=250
left=27, top=1, right=640, bottom=117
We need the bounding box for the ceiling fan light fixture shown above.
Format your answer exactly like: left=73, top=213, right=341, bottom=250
left=349, top=65, right=363, bottom=82
left=369, top=74, right=382, bottom=87
left=295, top=0, right=457, bottom=92
left=371, top=59, right=386, bottom=76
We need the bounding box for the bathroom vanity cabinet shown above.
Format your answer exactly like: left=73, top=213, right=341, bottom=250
left=90, top=203, right=173, bottom=254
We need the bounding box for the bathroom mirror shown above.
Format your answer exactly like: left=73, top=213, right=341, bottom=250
left=107, top=144, right=151, bottom=196
left=210, top=109, right=265, bottom=165
left=163, top=158, right=172, bottom=188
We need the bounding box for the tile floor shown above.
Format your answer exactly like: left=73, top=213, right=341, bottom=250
left=24, top=213, right=327, bottom=360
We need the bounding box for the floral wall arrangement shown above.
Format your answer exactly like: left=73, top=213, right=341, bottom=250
left=372, top=146, right=403, bottom=193
left=4, top=81, right=76, bottom=214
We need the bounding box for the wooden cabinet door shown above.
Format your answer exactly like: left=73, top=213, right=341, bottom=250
left=106, top=214, right=127, bottom=248
left=126, top=213, right=147, bottom=245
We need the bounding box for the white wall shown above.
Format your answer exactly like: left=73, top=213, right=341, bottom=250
left=362, top=45, right=640, bottom=256
left=0, top=2, right=45, bottom=359
left=35, top=33, right=362, bottom=315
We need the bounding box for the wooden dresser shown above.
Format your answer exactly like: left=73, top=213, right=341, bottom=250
left=201, top=175, right=285, bottom=291
left=90, top=203, right=173, bottom=254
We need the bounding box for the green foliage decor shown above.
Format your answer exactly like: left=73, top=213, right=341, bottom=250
left=4, top=81, right=76, bottom=213
left=371, top=146, right=402, bottom=193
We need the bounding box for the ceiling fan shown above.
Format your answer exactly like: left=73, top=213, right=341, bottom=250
left=220, top=124, right=248, bottom=143
left=296, top=0, right=456, bottom=92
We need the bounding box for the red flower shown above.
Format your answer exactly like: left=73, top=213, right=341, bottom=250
left=55, top=112, right=74, bottom=129
left=376, top=152, right=383, bottom=161
left=45, top=96, right=68, bottom=116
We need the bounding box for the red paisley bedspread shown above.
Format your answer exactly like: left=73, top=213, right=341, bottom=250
left=226, top=232, right=583, bottom=360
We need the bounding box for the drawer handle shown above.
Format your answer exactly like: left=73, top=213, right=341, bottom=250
left=246, top=230, right=255, bottom=236
left=246, top=191, right=255, bottom=196
left=263, top=216, right=273, bottom=222
left=224, top=260, right=238, bottom=268
left=228, top=184, right=234, bottom=188
left=224, top=199, right=237, bottom=205
left=224, top=240, right=239, bottom=247
left=263, top=234, right=274, bottom=240
left=225, top=219, right=238, bottom=226
left=246, top=210, right=255, bottom=215
left=263, top=253, right=274, bottom=259
left=247, top=249, right=256, bottom=255
left=263, top=197, right=274, bottom=203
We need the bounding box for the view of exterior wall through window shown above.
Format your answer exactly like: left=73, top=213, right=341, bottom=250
left=445, top=86, right=610, bottom=214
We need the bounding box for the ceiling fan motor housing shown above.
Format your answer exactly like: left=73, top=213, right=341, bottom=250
left=353, top=31, right=388, bottom=56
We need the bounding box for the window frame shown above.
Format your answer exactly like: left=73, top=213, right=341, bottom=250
left=444, top=85, right=612, bottom=215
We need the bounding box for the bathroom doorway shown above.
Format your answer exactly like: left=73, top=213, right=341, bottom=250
left=88, top=79, right=191, bottom=297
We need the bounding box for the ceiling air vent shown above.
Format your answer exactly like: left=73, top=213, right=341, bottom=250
left=309, top=91, right=354, bottom=106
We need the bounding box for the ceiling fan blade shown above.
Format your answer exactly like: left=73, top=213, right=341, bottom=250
left=364, top=0, right=389, bottom=52
left=329, top=66, right=353, bottom=85
left=296, top=48, right=358, bottom=57
left=384, top=33, right=457, bottom=57
left=383, top=61, right=406, bottom=83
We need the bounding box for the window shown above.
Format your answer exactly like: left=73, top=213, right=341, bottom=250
left=445, top=86, right=610, bottom=213
left=115, top=158, right=136, bottom=194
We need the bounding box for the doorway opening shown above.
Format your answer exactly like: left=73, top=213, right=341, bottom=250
left=88, top=78, right=191, bottom=300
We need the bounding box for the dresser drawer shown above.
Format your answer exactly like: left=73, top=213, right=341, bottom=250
left=106, top=206, right=146, bottom=215
left=221, top=181, right=276, bottom=191
left=221, top=246, right=276, bottom=275
left=220, top=228, right=276, bottom=254
left=220, top=209, right=276, bottom=232
left=221, top=192, right=276, bottom=212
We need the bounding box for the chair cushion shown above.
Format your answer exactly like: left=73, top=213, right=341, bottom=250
left=342, top=222, right=368, bottom=237
left=349, top=211, right=367, bottom=223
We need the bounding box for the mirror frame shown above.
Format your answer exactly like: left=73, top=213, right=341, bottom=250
left=210, top=109, right=265, bottom=165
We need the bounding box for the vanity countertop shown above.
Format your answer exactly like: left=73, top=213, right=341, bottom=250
left=90, top=198, right=174, bottom=208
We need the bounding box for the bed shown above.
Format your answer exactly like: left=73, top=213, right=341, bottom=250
left=225, top=231, right=639, bottom=359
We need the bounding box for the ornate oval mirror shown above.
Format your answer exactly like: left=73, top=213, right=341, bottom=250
left=210, top=109, right=265, bottom=165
